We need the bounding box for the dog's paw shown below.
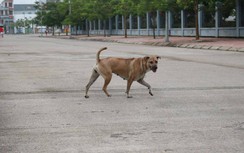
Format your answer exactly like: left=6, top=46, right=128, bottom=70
left=127, top=95, right=133, bottom=98
left=149, top=92, right=153, bottom=96
left=85, top=95, right=89, bottom=98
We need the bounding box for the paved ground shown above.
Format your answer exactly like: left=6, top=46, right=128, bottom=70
left=0, top=35, right=244, bottom=153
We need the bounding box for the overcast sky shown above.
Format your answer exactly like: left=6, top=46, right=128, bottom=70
left=13, top=0, right=44, bottom=4
left=0, top=0, right=47, bottom=4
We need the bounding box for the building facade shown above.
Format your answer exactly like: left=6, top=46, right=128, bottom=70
left=73, top=0, right=244, bottom=38
left=13, top=0, right=38, bottom=34
left=0, top=0, right=14, bottom=34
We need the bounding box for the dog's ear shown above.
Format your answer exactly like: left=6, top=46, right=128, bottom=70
left=144, top=56, right=150, bottom=61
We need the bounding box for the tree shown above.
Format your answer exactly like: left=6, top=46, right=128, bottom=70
left=177, top=0, right=200, bottom=40
left=177, top=0, right=236, bottom=40
left=14, top=18, right=33, bottom=34
left=156, top=0, right=177, bottom=42
left=114, top=0, right=137, bottom=38
left=137, top=0, right=159, bottom=39
left=91, top=0, right=115, bottom=37
left=58, top=0, right=83, bottom=35
left=34, top=1, right=65, bottom=35
left=81, top=0, right=94, bottom=36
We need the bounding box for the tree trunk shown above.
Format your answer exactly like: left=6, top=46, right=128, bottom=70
left=123, top=15, right=127, bottom=38
left=87, top=25, right=90, bottom=37
left=52, top=26, right=54, bottom=36
left=87, top=20, right=90, bottom=37
left=195, top=0, right=200, bottom=40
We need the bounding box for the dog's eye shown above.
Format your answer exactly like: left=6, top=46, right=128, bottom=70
left=155, top=61, right=158, bottom=64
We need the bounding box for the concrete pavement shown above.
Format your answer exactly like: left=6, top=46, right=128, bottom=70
left=0, top=35, right=244, bottom=153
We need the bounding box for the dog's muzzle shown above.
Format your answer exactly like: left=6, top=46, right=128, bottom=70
left=151, top=66, right=158, bottom=72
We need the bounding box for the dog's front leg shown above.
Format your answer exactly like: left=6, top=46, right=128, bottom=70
left=137, top=78, right=153, bottom=96
left=126, top=78, right=134, bottom=98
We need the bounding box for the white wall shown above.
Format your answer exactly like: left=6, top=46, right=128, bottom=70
left=14, top=14, right=36, bottom=22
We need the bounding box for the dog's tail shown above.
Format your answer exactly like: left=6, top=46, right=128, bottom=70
left=96, top=47, right=107, bottom=64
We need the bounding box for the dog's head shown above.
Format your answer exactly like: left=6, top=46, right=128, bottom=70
left=144, top=55, right=161, bottom=72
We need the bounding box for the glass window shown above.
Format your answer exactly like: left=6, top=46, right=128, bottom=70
left=140, top=13, right=147, bottom=29
left=240, top=0, right=244, bottom=26
left=149, top=12, right=157, bottom=29
left=184, top=9, right=195, bottom=28
left=93, top=21, right=97, bottom=30
left=159, top=11, right=165, bottom=28
left=90, top=21, right=93, bottom=30
left=172, top=11, right=181, bottom=28
left=202, top=4, right=215, bottom=27
left=80, top=21, right=85, bottom=31
left=124, top=16, right=129, bottom=29
left=106, top=20, right=109, bottom=30
left=111, top=16, right=116, bottom=29
left=118, top=15, right=122, bottom=29
left=100, top=20, right=104, bottom=30
left=218, top=0, right=236, bottom=27
left=100, top=20, right=109, bottom=30
left=132, top=16, right=137, bottom=29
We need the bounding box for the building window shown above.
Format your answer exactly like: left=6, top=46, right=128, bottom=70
left=81, top=21, right=85, bottom=31
left=118, top=15, right=122, bottom=29
left=90, top=21, right=93, bottom=30
left=140, top=13, right=147, bottom=29
left=100, top=20, right=104, bottom=30
left=148, top=12, right=157, bottom=29
left=184, top=9, right=195, bottom=28
left=132, top=16, right=137, bottom=29
left=159, top=11, right=165, bottom=28
left=111, top=16, right=116, bottom=29
left=9, top=3, right=12, bottom=7
left=94, top=20, right=98, bottom=30
left=172, top=11, right=181, bottom=28
left=240, top=0, right=244, bottom=27
left=202, top=3, right=215, bottom=27
left=218, top=0, right=236, bottom=27
left=100, top=20, right=109, bottom=30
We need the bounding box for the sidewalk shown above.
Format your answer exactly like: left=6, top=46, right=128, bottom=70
left=51, top=34, right=244, bottom=52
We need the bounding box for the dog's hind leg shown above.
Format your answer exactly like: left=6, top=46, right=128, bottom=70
left=85, top=69, right=100, bottom=98
left=137, top=78, right=153, bottom=96
left=102, top=74, right=112, bottom=97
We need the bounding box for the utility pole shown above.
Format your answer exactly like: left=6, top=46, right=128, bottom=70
left=39, top=0, right=43, bottom=37
left=164, top=11, right=169, bottom=42
left=69, top=0, right=71, bottom=35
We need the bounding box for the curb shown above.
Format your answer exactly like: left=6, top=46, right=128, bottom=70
left=139, top=42, right=244, bottom=53
left=50, top=36, right=244, bottom=53
left=177, top=44, right=244, bottom=52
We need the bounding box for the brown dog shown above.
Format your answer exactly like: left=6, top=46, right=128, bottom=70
left=85, top=47, right=160, bottom=98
